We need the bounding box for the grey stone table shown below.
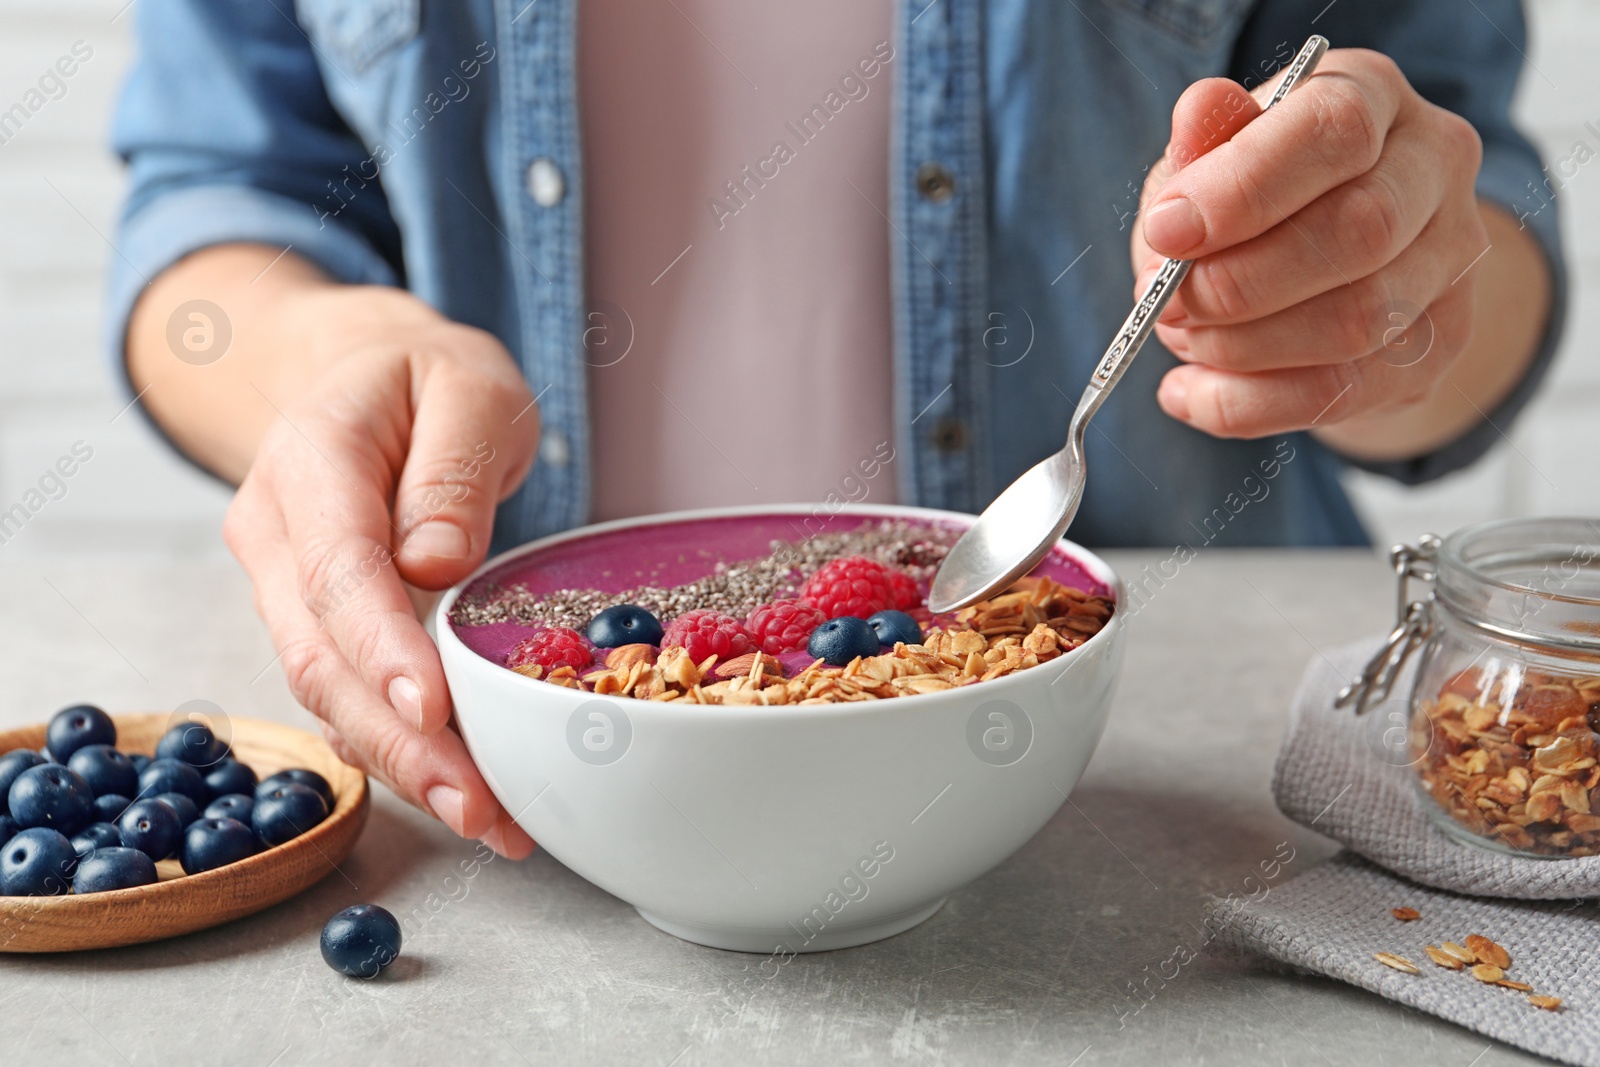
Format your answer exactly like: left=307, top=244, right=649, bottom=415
left=0, top=551, right=1553, bottom=1066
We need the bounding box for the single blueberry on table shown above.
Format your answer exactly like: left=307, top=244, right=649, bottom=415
left=0, top=749, right=46, bottom=815
left=204, top=758, right=257, bottom=799
left=116, top=798, right=183, bottom=861
left=8, top=764, right=94, bottom=835
left=181, top=817, right=260, bottom=874
left=45, top=704, right=116, bottom=763
left=253, top=783, right=328, bottom=847
left=73, top=847, right=157, bottom=893
left=204, top=793, right=254, bottom=824
left=69, top=822, right=123, bottom=859
left=806, top=616, right=882, bottom=667
left=866, top=610, right=923, bottom=647
left=137, top=758, right=208, bottom=805
left=155, top=792, right=200, bottom=828
left=92, top=793, right=131, bottom=822
left=1, top=827, right=77, bottom=896
left=321, top=904, right=403, bottom=978
left=155, top=722, right=230, bottom=769
left=586, top=604, right=665, bottom=649
left=66, top=744, right=140, bottom=799
left=256, top=769, right=335, bottom=812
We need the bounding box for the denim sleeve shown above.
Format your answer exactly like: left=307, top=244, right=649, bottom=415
left=107, top=0, right=404, bottom=394
left=1229, top=0, right=1567, bottom=485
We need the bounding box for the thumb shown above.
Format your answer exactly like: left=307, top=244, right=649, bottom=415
left=392, top=360, right=540, bottom=589
left=1164, top=77, right=1262, bottom=176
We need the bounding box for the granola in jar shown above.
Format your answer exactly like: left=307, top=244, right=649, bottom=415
left=1345, top=518, right=1600, bottom=858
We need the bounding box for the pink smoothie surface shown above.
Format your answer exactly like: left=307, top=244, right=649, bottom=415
left=450, top=512, right=1108, bottom=667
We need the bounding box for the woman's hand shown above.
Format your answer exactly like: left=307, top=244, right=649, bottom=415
left=128, top=247, right=540, bottom=856
left=1130, top=48, right=1549, bottom=456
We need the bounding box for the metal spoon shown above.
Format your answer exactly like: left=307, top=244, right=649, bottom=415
left=928, top=35, right=1330, bottom=614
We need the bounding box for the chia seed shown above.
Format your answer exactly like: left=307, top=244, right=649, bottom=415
left=449, top=519, right=956, bottom=631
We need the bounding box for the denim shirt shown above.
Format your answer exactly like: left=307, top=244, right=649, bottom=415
left=109, top=0, right=1564, bottom=551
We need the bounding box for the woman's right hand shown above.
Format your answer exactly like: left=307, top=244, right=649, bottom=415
left=129, top=247, right=542, bottom=855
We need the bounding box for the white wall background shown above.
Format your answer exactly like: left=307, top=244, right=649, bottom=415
left=0, top=0, right=1593, bottom=559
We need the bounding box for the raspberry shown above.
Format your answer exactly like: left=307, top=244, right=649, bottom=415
left=507, top=627, right=592, bottom=672
left=800, top=556, right=899, bottom=619
left=746, top=599, right=827, bottom=656
left=661, top=610, right=755, bottom=665
left=888, top=569, right=921, bottom=610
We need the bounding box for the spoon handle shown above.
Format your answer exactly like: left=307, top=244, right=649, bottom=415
left=1068, top=35, right=1330, bottom=434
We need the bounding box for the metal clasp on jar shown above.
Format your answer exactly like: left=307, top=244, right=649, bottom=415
left=1336, top=534, right=1442, bottom=715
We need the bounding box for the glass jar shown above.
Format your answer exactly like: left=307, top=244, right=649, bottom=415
left=1340, top=518, right=1600, bottom=858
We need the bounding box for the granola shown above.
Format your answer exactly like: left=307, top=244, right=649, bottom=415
left=1413, top=666, right=1600, bottom=856
left=1373, top=952, right=1420, bottom=974
left=511, top=575, right=1112, bottom=706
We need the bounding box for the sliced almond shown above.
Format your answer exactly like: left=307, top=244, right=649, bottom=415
left=1390, top=907, right=1421, bottom=922
left=1471, top=963, right=1506, bottom=983
left=1374, top=952, right=1420, bottom=974
left=1528, top=995, right=1563, bottom=1011
left=1465, top=935, right=1512, bottom=969
left=1424, top=945, right=1464, bottom=970
left=1495, top=979, right=1533, bottom=992
left=1440, top=941, right=1478, bottom=965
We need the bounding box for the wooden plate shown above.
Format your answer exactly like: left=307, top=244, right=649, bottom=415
left=0, top=713, right=368, bottom=952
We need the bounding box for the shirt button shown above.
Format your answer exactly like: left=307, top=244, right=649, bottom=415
left=526, top=158, right=565, bottom=207
left=931, top=418, right=968, bottom=452
left=915, top=161, right=955, bottom=203
left=540, top=430, right=571, bottom=467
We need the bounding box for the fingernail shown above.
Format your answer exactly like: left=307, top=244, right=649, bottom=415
left=426, top=784, right=466, bottom=836
left=1158, top=376, right=1191, bottom=421
left=403, top=521, right=470, bottom=560
left=1144, top=197, right=1206, bottom=255
left=389, top=676, right=424, bottom=730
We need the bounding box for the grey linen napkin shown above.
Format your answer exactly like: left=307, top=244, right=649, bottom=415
left=1210, top=639, right=1600, bottom=1066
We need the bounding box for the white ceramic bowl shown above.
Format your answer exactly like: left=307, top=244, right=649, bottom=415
left=437, top=505, right=1125, bottom=953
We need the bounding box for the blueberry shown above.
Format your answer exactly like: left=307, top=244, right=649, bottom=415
left=204, top=793, right=254, bottom=824
left=0, top=750, right=46, bottom=815
left=586, top=604, right=665, bottom=649
left=0, top=814, right=18, bottom=845
left=45, top=704, right=116, bottom=763
left=129, top=754, right=151, bottom=775
left=204, top=758, right=257, bottom=799
left=256, top=769, right=335, bottom=812
left=1, top=828, right=76, bottom=896
left=8, top=764, right=94, bottom=835
left=137, top=758, right=208, bottom=805
left=73, top=847, right=157, bottom=893
left=320, top=904, right=403, bottom=978
left=866, top=610, right=923, bottom=647
left=253, top=783, right=329, bottom=847
left=66, top=744, right=139, bottom=799
left=806, top=616, right=882, bottom=666
left=69, top=822, right=123, bottom=859
left=116, top=798, right=183, bottom=861
left=180, top=817, right=259, bottom=874
left=155, top=722, right=230, bottom=769
left=93, top=794, right=131, bottom=822
left=155, top=792, right=200, bottom=828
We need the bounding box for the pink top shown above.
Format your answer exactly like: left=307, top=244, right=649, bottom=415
left=579, top=0, right=897, bottom=522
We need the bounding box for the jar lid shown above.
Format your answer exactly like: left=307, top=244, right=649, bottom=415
left=1436, top=517, right=1600, bottom=654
